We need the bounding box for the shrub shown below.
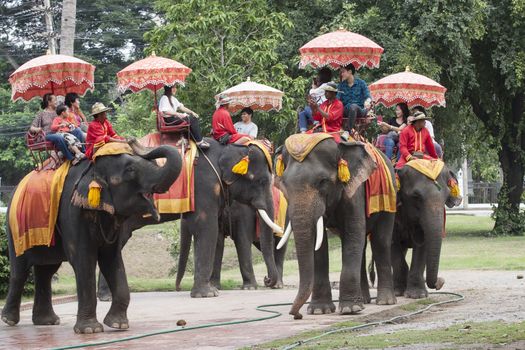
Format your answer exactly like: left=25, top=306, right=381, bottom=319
left=0, top=214, right=10, bottom=297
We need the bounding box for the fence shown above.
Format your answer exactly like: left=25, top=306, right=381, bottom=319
left=469, top=182, right=501, bottom=204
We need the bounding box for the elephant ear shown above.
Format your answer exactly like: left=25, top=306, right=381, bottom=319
left=219, top=144, right=250, bottom=185
left=71, top=165, right=115, bottom=214
left=338, top=141, right=377, bottom=198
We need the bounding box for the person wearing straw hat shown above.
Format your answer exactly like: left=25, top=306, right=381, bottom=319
left=308, top=82, right=344, bottom=138
left=212, top=94, right=251, bottom=145
left=396, top=111, right=438, bottom=169
left=85, top=102, right=126, bottom=159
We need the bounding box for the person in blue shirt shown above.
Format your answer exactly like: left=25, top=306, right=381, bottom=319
left=337, top=63, right=372, bottom=130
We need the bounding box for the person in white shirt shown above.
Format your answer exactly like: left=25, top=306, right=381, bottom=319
left=298, top=67, right=332, bottom=132
left=234, top=107, right=258, bottom=138
left=158, top=85, right=209, bottom=149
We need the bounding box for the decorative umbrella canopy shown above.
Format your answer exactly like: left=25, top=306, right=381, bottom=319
left=369, top=67, right=447, bottom=108
left=116, top=53, right=192, bottom=94
left=9, top=53, right=95, bottom=102
left=299, top=29, right=384, bottom=70
left=215, top=78, right=284, bottom=113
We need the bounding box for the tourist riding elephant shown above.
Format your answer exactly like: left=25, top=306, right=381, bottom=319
left=2, top=141, right=182, bottom=334
left=178, top=200, right=289, bottom=291
left=392, top=162, right=462, bottom=298
left=275, top=134, right=397, bottom=320
left=98, top=138, right=282, bottom=300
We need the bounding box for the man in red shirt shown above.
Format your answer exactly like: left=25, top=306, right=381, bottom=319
left=85, top=102, right=127, bottom=159
left=309, top=82, right=344, bottom=134
left=396, top=112, right=438, bottom=169
left=212, top=95, right=251, bottom=145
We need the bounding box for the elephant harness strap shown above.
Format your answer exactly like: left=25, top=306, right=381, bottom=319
left=8, top=161, right=71, bottom=256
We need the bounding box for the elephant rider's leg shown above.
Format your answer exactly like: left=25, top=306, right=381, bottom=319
left=370, top=215, right=397, bottom=305
left=233, top=224, right=258, bottom=290
left=98, top=246, right=130, bottom=329
left=339, top=197, right=367, bottom=314
left=185, top=210, right=220, bottom=298
left=210, top=233, right=225, bottom=290
left=391, top=241, right=409, bottom=296
left=1, top=258, right=31, bottom=326
left=32, top=263, right=61, bottom=325
left=406, top=243, right=428, bottom=299
left=307, top=229, right=335, bottom=315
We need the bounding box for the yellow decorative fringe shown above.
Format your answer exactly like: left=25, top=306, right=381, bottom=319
left=449, top=183, right=460, bottom=197
left=275, top=155, right=285, bottom=177
left=396, top=176, right=401, bottom=192
left=232, top=156, right=250, bottom=175
left=88, top=180, right=102, bottom=208
left=338, top=159, right=351, bottom=183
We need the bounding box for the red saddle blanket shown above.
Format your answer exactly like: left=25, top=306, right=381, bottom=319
left=9, top=162, right=71, bottom=256
left=139, top=133, right=196, bottom=214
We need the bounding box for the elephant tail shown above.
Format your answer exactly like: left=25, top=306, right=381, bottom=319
left=368, top=254, right=376, bottom=287
left=175, top=224, right=192, bottom=292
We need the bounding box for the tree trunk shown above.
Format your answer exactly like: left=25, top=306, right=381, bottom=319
left=60, top=0, right=77, bottom=56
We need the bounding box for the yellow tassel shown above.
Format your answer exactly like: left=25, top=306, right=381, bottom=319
left=338, top=159, right=351, bottom=183
left=449, top=184, right=460, bottom=197
left=88, top=180, right=102, bottom=208
left=232, top=156, right=250, bottom=175
left=396, top=176, right=401, bottom=192
left=276, top=155, right=285, bottom=177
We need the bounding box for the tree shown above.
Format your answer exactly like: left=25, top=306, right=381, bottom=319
left=59, top=0, right=77, bottom=55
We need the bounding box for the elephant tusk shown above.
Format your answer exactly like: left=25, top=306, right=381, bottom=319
left=257, top=209, right=284, bottom=235
left=315, top=216, right=324, bottom=251
left=276, top=222, right=292, bottom=250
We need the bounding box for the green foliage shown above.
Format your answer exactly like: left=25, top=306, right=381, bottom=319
left=0, top=214, right=9, bottom=298
left=112, top=91, right=157, bottom=138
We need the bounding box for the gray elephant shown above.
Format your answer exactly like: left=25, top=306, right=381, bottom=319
left=97, top=137, right=282, bottom=300
left=176, top=199, right=289, bottom=291
left=2, top=142, right=182, bottom=334
left=276, top=134, right=397, bottom=319
left=392, top=162, right=462, bottom=298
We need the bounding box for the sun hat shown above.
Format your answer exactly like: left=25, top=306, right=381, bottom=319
left=89, top=102, right=112, bottom=117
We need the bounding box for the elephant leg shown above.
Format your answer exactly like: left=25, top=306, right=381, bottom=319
left=98, top=247, right=130, bottom=330
left=391, top=241, right=408, bottom=296
left=32, top=263, right=61, bottom=325
left=1, top=259, right=30, bottom=326
left=405, top=244, right=428, bottom=299
left=97, top=271, right=112, bottom=302
left=360, top=245, right=371, bottom=304
left=307, top=230, right=335, bottom=315
left=370, top=217, right=397, bottom=305
left=339, top=209, right=366, bottom=314
left=273, top=237, right=287, bottom=289
left=186, top=213, right=220, bottom=298
left=233, top=231, right=258, bottom=290
left=70, top=250, right=103, bottom=333
left=210, top=233, right=225, bottom=290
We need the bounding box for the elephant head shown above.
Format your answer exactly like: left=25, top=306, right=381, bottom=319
left=276, top=136, right=376, bottom=317
left=219, top=143, right=282, bottom=287
left=397, top=165, right=462, bottom=290
left=72, top=141, right=182, bottom=222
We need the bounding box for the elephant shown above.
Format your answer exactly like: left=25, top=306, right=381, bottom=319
left=97, top=137, right=282, bottom=300
left=275, top=135, right=397, bottom=319
left=392, top=163, right=462, bottom=299
left=1, top=141, right=182, bottom=334
left=175, top=200, right=289, bottom=291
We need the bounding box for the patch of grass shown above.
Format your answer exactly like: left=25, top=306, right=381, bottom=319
left=445, top=215, right=495, bottom=237
left=253, top=320, right=525, bottom=350
left=399, top=297, right=438, bottom=312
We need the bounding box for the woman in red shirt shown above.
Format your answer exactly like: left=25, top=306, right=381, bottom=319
left=212, top=95, right=251, bottom=145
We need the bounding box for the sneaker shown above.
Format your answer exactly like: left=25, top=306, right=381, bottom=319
left=341, top=131, right=350, bottom=141
left=197, top=140, right=210, bottom=149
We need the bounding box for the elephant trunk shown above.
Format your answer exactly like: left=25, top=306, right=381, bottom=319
left=130, top=141, right=182, bottom=193
left=257, top=197, right=279, bottom=288
left=423, top=207, right=444, bottom=289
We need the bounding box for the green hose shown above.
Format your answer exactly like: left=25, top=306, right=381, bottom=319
left=51, top=291, right=464, bottom=350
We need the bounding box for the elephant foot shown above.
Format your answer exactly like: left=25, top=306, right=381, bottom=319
left=376, top=288, right=397, bottom=305
left=104, top=312, right=129, bottom=330
left=241, top=282, right=258, bottom=290
left=1, top=310, right=19, bottom=326
left=33, top=311, right=60, bottom=325
left=191, top=285, right=219, bottom=298
left=210, top=280, right=222, bottom=290
left=404, top=286, right=428, bottom=299
left=394, top=287, right=406, bottom=297
left=307, top=301, right=336, bottom=315
left=361, top=287, right=372, bottom=304
left=74, top=319, right=104, bottom=334
left=97, top=292, right=112, bottom=302
left=339, top=299, right=365, bottom=315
